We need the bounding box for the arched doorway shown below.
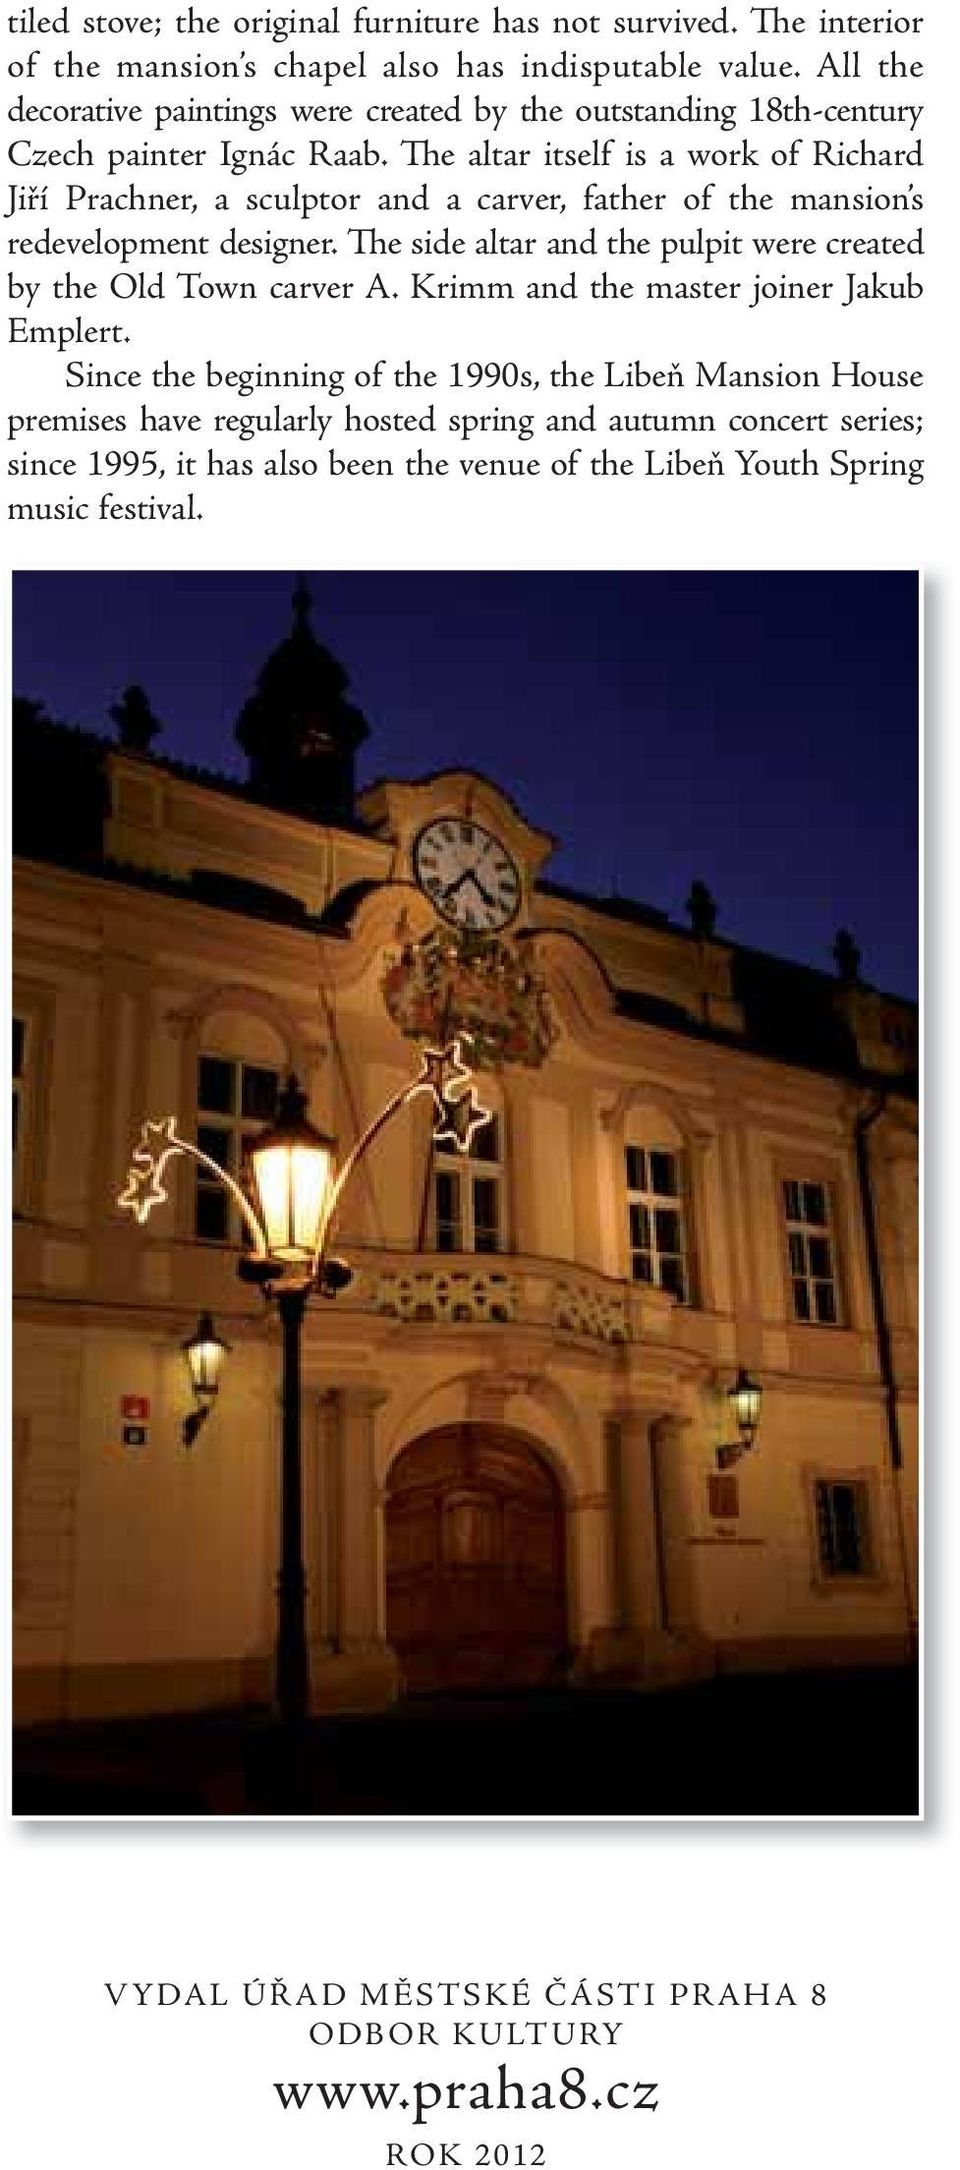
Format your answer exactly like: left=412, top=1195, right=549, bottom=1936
left=385, top=1426, right=567, bottom=1693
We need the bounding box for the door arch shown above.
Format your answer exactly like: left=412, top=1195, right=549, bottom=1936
left=385, top=1426, right=567, bottom=1693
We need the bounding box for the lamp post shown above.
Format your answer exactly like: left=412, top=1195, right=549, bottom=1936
left=242, top=1078, right=337, bottom=1727
left=118, top=1042, right=491, bottom=1730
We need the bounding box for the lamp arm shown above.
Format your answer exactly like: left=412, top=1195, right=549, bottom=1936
left=174, top=1139, right=269, bottom=1254
left=311, top=1076, right=432, bottom=1276
left=117, top=1121, right=268, bottom=1255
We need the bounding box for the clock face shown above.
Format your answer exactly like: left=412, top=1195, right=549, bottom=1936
left=413, top=818, right=522, bottom=933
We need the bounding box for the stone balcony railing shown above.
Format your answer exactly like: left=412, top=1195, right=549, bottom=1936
left=13, top=1219, right=691, bottom=1355
left=338, top=1248, right=679, bottom=1348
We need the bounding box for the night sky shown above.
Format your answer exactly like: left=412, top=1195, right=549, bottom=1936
left=12, top=569, right=918, bottom=999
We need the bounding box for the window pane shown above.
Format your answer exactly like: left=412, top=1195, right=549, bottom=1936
left=808, top=1236, right=833, bottom=1279
left=435, top=1172, right=457, bottom=1215
left=649, top=1150, right=678, bottom=1199
left=197, top=1124, right=232, bottom=1172
left=815, top=1481, right=833, bottom=1569
left=195, top=1184, right=229, bottom=1242
left=793, top=1278, right=811, bottom=1320
left=803, top=1182, right=827, bottom=1227
left=659, top=1255, right=686, bottom=1300
left=240, top=1064, right=279, bottom=1121
left=471, top=1114, right=499, bottom=1165
left=814, top=1280, right=837, bottom=1325
left=832, top=1484, right=863, bottom=1574
left=625, top=1145, right=645, bottom=1193
left=631, top=1251, right=652, bottom=1283
left=783, top=1179, right=801, bottom=1221
left=435, top=1170, right=460, bottom=1252
left=788, top=1231, right=806, bottom=1274
left=198, top=1055, right=235, bottom=1114
left=654, top=1206, right=681, bottom=1254
left=13, top=1017, right=25, bottom=1079
left=629, top=1201, right=650, bottom=1249
left=473, top=1177, right=499, bottom=1252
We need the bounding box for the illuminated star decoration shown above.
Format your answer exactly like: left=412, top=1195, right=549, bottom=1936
left=415, top=1038, right=473, bottom=1115
left=433, top=1084, right=493, bottom=1155
left=411, top=1040, right=493, bottom=1156
left=117, top=1116, right=183, bottom=1225
left=118, top=1115, right=269, bottom=1251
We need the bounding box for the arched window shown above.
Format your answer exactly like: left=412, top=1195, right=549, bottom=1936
left=622, top=1106, right=692, bottom=1302
left=192, top=1007, right=288, bottom=1244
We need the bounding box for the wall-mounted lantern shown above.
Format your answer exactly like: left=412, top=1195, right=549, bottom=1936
left=716, top=1367, right=763, bottom=1471
left=182, top=1311, right=230, bottom=1447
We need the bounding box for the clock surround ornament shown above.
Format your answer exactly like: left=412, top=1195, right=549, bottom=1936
left=382, top=925, right=556, bottom=1073
left=412, top=816, right=522, bottom=934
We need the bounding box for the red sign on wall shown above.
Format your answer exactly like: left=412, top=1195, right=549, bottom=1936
left=121, top=1394, right=150, bottom=1421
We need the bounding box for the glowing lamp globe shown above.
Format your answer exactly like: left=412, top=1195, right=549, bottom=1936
left=183, top=1312, right=230, bottom=1402
left=728, top=1367, right=762, bottom=1449
left=248, top=1076, right=336, bottom=1267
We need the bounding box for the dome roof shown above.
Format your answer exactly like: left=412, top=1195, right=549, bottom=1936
left=235, top=581, right=369, bottom=821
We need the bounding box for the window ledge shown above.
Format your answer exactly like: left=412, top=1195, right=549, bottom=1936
left=811, top=1573, right=889, bottom=1597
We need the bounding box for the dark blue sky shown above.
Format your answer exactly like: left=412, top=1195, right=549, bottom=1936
left=12, top=569, right=918, bottom=998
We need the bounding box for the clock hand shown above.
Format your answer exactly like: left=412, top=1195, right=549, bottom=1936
left=468, top=875, right=498, bottom=909
left=446, top=867, right=498, bottom=912
left=441, top=869, right=471, bottom=902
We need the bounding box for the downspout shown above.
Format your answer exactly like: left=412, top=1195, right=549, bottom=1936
left=854, top=1093, right=917, bottom=1654
left=649, top=1426, right=670, bottom=1632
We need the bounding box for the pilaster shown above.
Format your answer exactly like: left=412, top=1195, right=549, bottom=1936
left=577, top=1403, right=714, bottom=1689
left=309, top=1384, right=399, bottom=1714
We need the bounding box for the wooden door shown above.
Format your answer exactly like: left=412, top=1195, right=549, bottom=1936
left=385, top=1427, right=566, bottom=1693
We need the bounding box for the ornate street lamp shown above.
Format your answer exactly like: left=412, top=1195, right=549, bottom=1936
left=245, top=1079, right=335, bottom=1271
left=118, top=1041, right=491, bottom=1728
left=182, top=1311, right=230, bottom=1447
left=236, top=1078, right=337, bottom=1727
left=716, top=1367, right=763, bottom=1471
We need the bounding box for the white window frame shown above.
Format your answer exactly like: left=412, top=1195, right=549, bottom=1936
left=784, top=1177, right=842, bottom=1326
left=624, top=1143, right=689, bottom=1301
left=194, top=1052, right=281, bottom=1245
left=433, top=1113, right=504, bottom=1256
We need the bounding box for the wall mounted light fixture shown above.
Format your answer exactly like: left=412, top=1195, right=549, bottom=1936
left=716, top=1367, right=763, bottom=1471
left=182, top=1312, right=230, bottom=1447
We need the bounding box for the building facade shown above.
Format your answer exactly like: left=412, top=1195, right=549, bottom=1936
left=12, top=596, right=919, bottom=1724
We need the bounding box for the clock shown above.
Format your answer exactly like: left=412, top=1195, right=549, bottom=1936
left=413, top=817, right=522, bottom=933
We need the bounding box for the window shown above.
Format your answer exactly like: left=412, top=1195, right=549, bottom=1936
left=625, top=1144, right=688, bottom=1300
left=195, top=1054, right=279, bottom=1242
left=12, top=1015, right=28, bottom=1201
left=434, top=1113, right=503, bottom=1254
left=784, top=1178, right=840, bottom=1324
left=815, top=1479, right=872, bottom=1578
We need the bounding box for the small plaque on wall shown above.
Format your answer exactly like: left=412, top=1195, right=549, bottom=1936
left=120, top=1394, right=150, bottom=1450
left=708, top=1473, right=740, bottom=1521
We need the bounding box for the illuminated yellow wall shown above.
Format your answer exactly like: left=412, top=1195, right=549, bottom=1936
left=13, top=763, right=918, bottom=1720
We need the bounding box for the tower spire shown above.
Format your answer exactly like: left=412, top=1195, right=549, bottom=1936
left=235, top=580, right=369, bottom=824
